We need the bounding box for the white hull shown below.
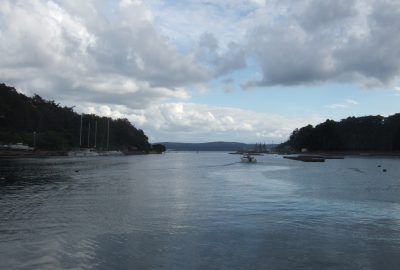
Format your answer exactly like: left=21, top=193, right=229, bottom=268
left=240, top=155, right=257, bottom=163
left=98, top=151, right=123, bottom=156
left=68, top=149, right=99, bottom=157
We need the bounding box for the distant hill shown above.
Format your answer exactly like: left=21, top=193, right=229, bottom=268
left=160, top=142, right=276, bottom=151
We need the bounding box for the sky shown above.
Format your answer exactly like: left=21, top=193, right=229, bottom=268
left=1, top=0, right=400, bottom=143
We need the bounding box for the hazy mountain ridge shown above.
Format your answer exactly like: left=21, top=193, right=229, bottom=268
left=160, top=142, right=276, bottom=151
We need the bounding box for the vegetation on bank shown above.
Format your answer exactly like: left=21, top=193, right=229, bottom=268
left=280, top=115, right=400, bottom=152
left=0, top=83, right=164, bottom=153
left=160, top=142, right=276, bottom=151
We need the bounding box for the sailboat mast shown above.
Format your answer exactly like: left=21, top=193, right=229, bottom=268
left=79, top=114, right=83, bottom=148
left=94, top=121, right=97, bottom=149
left=87, top=122, right=91, bottom=148
left=107, top=118, right=110, bottom=151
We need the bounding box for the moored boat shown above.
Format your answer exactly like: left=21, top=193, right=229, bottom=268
left=68, top=148, right=99, bottom=157
left=283, top=155, right=325, bottom=162
left=240, top=154, right=257, bottom=163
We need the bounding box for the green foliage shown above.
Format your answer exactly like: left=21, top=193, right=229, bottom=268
left=152, top=144, right=166, bottom=153
left=283, top=115, right=400, bottom=152
left=0, top=83, right=150, bottom=150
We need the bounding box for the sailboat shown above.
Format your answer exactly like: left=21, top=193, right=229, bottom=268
left=68, top=115, right=99, bottom=157
left=68, top=116, right=123, bottom=157
left=68, top=148, right=99, bottom=157
left=97, top=118, right=122, bottom=156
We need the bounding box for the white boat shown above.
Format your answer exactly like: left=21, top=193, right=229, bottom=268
left=68, top=148, right=99, bottom=157
left=240, top=154, right=257, bottom=163
left=98, top=150, right=123, bottom=156
left=68, top=115, right=114, bottom=157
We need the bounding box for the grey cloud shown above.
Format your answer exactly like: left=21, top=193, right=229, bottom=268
left=93, top=25, right=208, bottom=87
left=199, top=32, right=219, bottom=51
left=0, top=0, right=207, bottom=109
left=245, top=0, right=400, bottom=88
left=222, top=77, right=235, bottom=93
left=334, top=0, right=400, bottom=85
left=247, top=24, right=333, bottom=86
left=197, top=32, right=247, bottom=77
left=298, top=0, right=357, bottom=32
left=3, top=0, right=400, bottom=111
left=241, top=79, right=258, bottom=90
left=215, top=42, right=247, bottom=76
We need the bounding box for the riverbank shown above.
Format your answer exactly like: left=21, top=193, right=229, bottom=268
left=0, top=149, right=163, bottom=158
left=0, top=149, right=68, bottom=158
left=301, top=151, right=400, bottom=158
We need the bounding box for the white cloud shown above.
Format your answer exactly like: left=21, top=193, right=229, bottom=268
left=344, top=99, right=359, bottom=105
left=86, top=102, right=323, bottom=143
left=327, top=99, right=359, bottom=109
left=245, top=0, right=400, bottom=88
left=0, top=0, right=207, bottom=109
left=3, top=0, right=400, bottom=97
left=144, top=0, right=400, bottom=89
left=394, top=86, right=400, bottom=96
left=1, top=0, right=400, bottom=142
left=3, top=0, right=400, bottom=95
left=327, top=104, right=347, bottom=109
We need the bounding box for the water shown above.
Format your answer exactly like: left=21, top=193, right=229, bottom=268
left=1, top=152, right=400, bottom=269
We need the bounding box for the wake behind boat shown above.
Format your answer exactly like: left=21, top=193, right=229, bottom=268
left=240, top=153, right=257, bottom=163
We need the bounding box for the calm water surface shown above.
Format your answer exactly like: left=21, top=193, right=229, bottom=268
left=1, top=152, right=400, bottom=269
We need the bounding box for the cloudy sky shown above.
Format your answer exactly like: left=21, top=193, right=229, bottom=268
left=1, top=0, right=400, bottom=143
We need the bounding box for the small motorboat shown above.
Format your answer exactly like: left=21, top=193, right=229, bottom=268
left=240, top=154, right=257, bottom=163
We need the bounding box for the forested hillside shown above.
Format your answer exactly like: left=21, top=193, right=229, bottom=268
left=161, top=142, right=276, bottom=151
left=282, top=115, right=400, bottom=152
left=0, top=83, right=150, bottom=151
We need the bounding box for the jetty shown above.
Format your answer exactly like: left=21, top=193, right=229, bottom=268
left=283, top=155, right=344, bottom=162
left=284, top=156, right=325, bottom=162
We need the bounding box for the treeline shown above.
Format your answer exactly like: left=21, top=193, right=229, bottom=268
left=281, top=115, right=400, bottom=152
left=0, top=83, right=151, bottom=151
left=161, top=142, right=277, bottom=151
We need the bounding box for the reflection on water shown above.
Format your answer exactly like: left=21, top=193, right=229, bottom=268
left=1, top=153, right=400, bottom=269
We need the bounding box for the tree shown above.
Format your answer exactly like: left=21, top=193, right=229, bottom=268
left=0, top=83, right=151, bottom=151
left=152, top=144, right=166, bottom=153
left=281, top=114, right=400, bottom=152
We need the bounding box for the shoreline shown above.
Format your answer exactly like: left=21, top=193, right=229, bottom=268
left=0, top=149, right=68, bottom=158
left=2, top=149, right=400, bottom=158
left=0, top=149, right=162, bottom=158
left=284, top=151, right=400, bottom=158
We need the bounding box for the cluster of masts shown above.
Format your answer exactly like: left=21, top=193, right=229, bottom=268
left=79, top=115, right=110, bottom=150
left=253, top=142, right=268, bottom=153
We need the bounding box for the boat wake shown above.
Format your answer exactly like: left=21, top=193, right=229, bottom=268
left=201, top=162, right=239, bottom=168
